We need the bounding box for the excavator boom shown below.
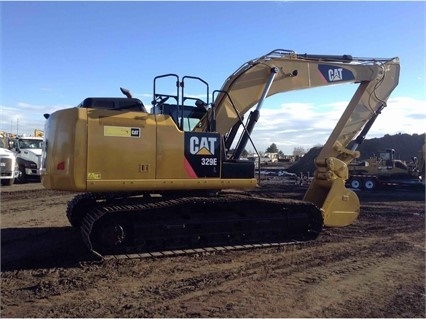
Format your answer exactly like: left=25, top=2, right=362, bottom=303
left=204, top=49, right=399, bottom=150
left=201, top=49, right=400, bottom=227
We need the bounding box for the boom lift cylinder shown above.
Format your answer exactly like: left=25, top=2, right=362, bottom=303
left=233, top=67, right=278, bottom=160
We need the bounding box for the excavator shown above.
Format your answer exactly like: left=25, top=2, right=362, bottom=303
left=41, top=49, right=400, bottom=258
left=347, top=148, right=422, bottom=190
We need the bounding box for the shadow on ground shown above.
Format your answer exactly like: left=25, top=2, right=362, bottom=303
left=1, top=226, right=97, bottom=271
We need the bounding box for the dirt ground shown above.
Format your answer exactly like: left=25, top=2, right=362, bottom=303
left=1, top=180, right=425, bottom=318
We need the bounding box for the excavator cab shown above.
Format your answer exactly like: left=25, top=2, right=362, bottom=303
left=378, top=149, right=407, bottom=170
left=150, top=74, right=209, bottom=132
left=150, top=74, right=256, bottom=180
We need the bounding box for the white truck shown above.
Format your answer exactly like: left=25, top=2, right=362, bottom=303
left=0, top=147, right=19, bottom=186
left=11, top=136, right=44, bottom=183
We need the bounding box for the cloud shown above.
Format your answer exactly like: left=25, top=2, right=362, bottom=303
left=370, top=97, right=426, bottom=135
left=248, top=96, right=426, bottom=154
left=0, top=103, right=73, bottom=136
left=0, top=106, right=21, bottom=132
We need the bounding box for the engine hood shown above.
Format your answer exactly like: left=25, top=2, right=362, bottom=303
left=0, top=147, right=16, bottom=157
left=21, top=149, right=42, bottom=157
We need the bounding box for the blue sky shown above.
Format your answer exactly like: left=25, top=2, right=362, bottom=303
left=1, top=1, right=425, bottom=155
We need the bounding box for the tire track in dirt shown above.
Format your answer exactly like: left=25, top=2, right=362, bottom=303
left=1, top=188, right=76, bottom=231
left=114, top=229, right=424, bottom=317
left=269, top=238, right=424, bottom=317
left=1, top=190, right=75, bottom=213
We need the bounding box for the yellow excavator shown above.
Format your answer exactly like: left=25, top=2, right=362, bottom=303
left=41, top=49, right=400, bottom=257
left=347, top=148, right=422, bottom=190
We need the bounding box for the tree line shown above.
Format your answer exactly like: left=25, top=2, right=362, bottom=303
left=265, top=143, right=306, bottom=157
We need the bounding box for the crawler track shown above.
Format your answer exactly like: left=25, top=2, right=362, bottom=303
left=67, top=191, right=323, bottom=258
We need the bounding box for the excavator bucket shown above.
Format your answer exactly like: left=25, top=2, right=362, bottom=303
left=305, top=178, right=360, bottom=227
left=304, top=156, right=360, bottom=227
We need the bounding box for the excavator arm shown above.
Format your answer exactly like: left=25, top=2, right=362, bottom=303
left=202, top=49, right=400, bottom=227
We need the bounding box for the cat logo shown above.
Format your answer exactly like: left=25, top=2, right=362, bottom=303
left=189, top=136, right=218, bottom=155
left=184, top=132, right=221, bottom=178
left=318, top=64, right=355, bottom=83
left=130, top=128, right=140, bottom=137
left=328, top=68, right=343, bottom=81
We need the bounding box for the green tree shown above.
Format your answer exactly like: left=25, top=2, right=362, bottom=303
left=266, top=143, right=279, bottom=153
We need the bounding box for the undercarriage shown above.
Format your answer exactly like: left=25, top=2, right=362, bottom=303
left=66, top=190, right=323, bottom=258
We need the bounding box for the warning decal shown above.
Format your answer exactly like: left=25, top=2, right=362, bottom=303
left=104, top=126, right=141, bottom=138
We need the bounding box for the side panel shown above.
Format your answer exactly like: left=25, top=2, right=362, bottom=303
left=155, top=115, right=188, bottom=179
left=43, top=108, right=258, bottom=192
left=42, top=108, right=88, bottom=191
left=86, top=109, right=157, bottom=187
